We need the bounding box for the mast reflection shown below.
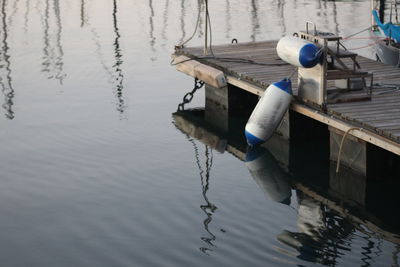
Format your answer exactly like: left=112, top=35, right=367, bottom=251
left=198, top=145, right=217, bottom=255
left=0, top=0, right=15, bottom=119
left=80, top=0, right=86, bottom=27
left=197, top=0, right=203, bottom=38
left=225, top=0, right=231, bottom=39
left=8, top=0, right=20, bottom=26
left=277, top=0, right=287, bottom=36
left=161, top=0, right=170, bottom=44
left=24, top=0, right=30, bottom=34
left=179, top=0, right=186, bottom=46
left=41, top=0, right=66, bottom=84
left=173, top=111, right=220, bottom=255
left=112, top=0, right=125, bottom=114
left=149, top=0, right=156, bottom=59
left=250, top=0, right=260, bottom=42
left=188, top=138, right=217, bottom=255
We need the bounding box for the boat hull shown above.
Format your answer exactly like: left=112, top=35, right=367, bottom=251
left=370, top=30, right=400, bottom=67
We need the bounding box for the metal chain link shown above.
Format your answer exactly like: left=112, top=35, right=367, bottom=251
left=177, top=78, right=205, bottom=111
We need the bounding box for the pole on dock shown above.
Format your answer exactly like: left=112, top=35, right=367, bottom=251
left=379, top=0, right=386, bottom=23
left=204, top=0, right=209, bottom=55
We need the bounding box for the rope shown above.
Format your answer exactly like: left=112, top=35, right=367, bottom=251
left=171, top=55, right=288, bottom=67
left=346, top=38, right=387, bottom=51
left=176, top=1, right=202, bottom=48
left=336, top=127, right=363, bottom=173
left=342, top=26, right=373, bottom=40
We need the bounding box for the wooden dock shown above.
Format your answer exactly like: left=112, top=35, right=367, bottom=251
left=173, top=40, right=400, bottom=159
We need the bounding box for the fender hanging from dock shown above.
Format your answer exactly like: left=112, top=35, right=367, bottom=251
left=245, top=78, right=293, bottom=146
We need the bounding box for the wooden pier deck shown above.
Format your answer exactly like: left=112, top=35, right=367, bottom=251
left=173, top=40, right=400, bottom=155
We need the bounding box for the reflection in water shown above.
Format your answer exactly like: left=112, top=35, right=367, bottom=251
left=250, top=0, right=260, bottom=42
left=225, top=0, right=231, bottom=39
left=278, top=192, right=355, bottom=266
left=86, top=2, right=126, bottom=115
left=245, top=146, right=292, bottom=204
left=90, top=26, right=115, bottom=84
left=24, top=0, right=30, bottom=34
left=360, top=237, right=382, bottom=267
left=112, top=0, right=125, bottom=114
left=245, top=146, right=358, bottom=265
left=332, top=0, right=339, bottom=35
left=186, top=135, right=218, bottom=255
left=148, top=0, right=156, bottom=59
left=277, top=0, right=287, bottom=37
left=161, top=0, right=170, bottom=44
left=0, top=0, right=15, bottom=119
left=80, top=0, right=86, bottom=27
left=179, top=0, right=186, bottom=46
left=41, top=0, right=66, bottom=84
left=172, top=109, right=400, bottom=266
left=197, top=0, right=203, bottom=38
left=393, top=245, right=400, bottom=266
left=7, top=0, right=20, bottom=26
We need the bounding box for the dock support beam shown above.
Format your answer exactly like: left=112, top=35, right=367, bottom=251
left=205, top=84, right=229, bottom=132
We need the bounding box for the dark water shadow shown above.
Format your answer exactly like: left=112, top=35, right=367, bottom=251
left=172, top=108, right=400, bottom=266
left=0, top=0, right=15, bottom=119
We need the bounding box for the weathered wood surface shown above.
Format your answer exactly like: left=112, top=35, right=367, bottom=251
left=174, top=40, right=400, bottom=144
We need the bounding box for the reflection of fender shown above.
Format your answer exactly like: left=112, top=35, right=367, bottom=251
left=277, top=230, right=321, bottom=263
left=297, top=197, right=325, bottom=238
left=245, top=146, right=292, bottom=204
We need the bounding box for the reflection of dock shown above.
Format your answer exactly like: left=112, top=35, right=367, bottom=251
left=172, top=109, right=400, bottom=246
left=173, top=39, right=400, bottom=176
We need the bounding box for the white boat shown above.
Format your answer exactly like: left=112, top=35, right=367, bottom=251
left=371, top=0, right=400, bottom=67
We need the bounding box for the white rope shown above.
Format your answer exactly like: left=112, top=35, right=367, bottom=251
left=336, top=127, right=363, bottom=173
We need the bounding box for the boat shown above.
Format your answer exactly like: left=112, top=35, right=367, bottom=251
left=371, top=0, right=400, bottom=67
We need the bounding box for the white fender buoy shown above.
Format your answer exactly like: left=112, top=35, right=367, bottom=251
left=245, top=78, right=292, bottom=146
left=245, top=147, right=292, bottom=204
left=276, top=36, right=321, bottom=68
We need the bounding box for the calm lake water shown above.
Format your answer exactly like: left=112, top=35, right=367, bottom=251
left=0, top=0, right=399, bottom=266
